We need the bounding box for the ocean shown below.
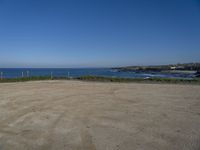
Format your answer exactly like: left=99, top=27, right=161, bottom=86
left=0, top=68, right=195, bottom=79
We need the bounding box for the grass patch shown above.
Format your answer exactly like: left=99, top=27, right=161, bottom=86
left=0, top=76, right=52, bottom=83
left=0, top=75, right=200, bottom=85
left=0, top=76, right=75, bottom=83
left=77, top=76, right=200, bottom=84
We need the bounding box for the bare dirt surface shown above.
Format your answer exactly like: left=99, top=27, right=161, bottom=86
left=0, top=80, right=200, bottom=150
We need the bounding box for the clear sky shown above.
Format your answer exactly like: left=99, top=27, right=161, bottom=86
left=0, top=0, right=200, bottom=68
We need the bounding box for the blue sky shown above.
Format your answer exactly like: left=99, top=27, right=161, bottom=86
left=0, top=0, right=200, bottom=68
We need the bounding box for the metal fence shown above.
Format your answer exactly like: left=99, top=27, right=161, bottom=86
left=0, top=71, right=71, bottom=80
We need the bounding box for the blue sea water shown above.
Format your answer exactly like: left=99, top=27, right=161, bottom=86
left=0, top=68, right=195, bottom=79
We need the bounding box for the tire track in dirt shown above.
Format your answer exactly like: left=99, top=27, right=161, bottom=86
left=80, top=128, right=96, bottom=150
left=37, top=93, right=99, bottom=150
left=0, top=85, right=150, bottom=149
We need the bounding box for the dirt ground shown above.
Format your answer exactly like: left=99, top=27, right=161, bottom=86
left=0, top=80, right=199, bottom=150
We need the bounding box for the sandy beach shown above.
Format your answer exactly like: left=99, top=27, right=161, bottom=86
left=0, top=80, right=199, bottom=150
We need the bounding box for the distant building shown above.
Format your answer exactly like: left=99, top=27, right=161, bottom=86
left=170, top=66, right=176, bottom=70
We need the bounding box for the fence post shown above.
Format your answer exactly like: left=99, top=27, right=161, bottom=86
left=51, top=72, right=53, bottom=80
left=1, top=72, right=3, bottom=80
left=27, top=71, right=29, bottom=77
left=68, top=72, right=70, bottom=79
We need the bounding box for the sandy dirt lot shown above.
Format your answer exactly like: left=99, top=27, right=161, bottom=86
left=0, top=80, right=199, bottom=150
